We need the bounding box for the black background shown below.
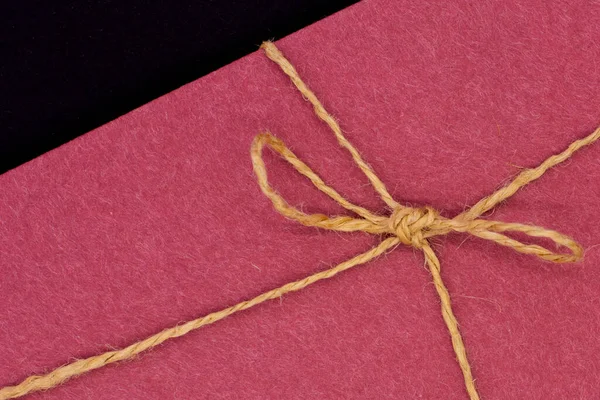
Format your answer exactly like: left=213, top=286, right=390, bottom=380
left=1, top=0, right=359, bottom=174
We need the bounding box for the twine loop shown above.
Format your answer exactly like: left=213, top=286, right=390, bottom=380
left=388, top=206, right=439, bottom=248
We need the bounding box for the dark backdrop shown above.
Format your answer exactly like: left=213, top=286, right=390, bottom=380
left=1, top=0, right=359, bottom=174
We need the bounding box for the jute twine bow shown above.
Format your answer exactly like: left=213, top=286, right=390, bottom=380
left=1, top=42, right=599, bottom=400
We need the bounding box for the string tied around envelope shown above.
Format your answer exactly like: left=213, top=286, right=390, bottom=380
left=1, top=42, right=599, bottom=400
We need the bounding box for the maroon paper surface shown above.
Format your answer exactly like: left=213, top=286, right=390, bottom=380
left=2, top=1, right=600, bottom=398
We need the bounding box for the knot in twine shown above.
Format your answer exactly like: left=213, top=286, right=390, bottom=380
left=388, top=206, right=439, bottom=248
left=1, top=42, right=599, bottom=400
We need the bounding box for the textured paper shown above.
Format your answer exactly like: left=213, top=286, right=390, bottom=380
left=1, top=0, right=600, bottom=398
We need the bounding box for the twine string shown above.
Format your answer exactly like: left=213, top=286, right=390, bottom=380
left=1, top=41, right=599, bottom=400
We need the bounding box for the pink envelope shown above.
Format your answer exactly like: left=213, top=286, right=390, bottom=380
left=2, top=0, right=600, bottom=399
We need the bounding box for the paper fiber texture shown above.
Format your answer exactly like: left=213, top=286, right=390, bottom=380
left=1, top=0, right=599, bottom=398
